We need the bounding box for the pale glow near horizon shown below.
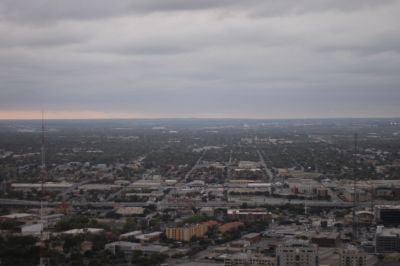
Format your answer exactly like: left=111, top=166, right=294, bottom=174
left=0, top=110, right=398, bottom=120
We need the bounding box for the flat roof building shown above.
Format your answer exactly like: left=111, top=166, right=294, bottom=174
left=61, top=228, right=104, bottom=235
left=339, top=246, right=367, bottom=266
left=227, top=209, right=271, bottom=222
left=225, top=253, right=276, bottom=266
left=105, top=241, right=169, bottom=256
left=276, top=241, right=319, bottom=266
left=11, top=182, right=73, bottom=192
left=375, top=226, right=400, bottom=253
left=0, top=213, right=35, bottom=222
left=115, top=207, right=144, bottom=216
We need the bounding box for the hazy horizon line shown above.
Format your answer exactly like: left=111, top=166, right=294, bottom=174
left=1, top=116, right=399, bottom=121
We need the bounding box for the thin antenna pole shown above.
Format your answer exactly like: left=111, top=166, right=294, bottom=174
left=352, top=133, right=358, bottom=240
left=41, top=111, right=45, bottom=169
left=39, top=111, right=48, bottom=266
left=40, top=111, right=46, bottom=224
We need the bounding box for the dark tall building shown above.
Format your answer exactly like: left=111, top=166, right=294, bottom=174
left=375, top=205, right=400, bottom=226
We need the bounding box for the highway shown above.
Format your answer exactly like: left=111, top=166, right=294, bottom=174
left=0, top=197, right=361, bottom=209
left=0, top=198, right=147, bottom=208
left=58, top=178, right=92, bottom=201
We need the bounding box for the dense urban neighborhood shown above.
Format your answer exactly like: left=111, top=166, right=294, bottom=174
left=1, top=118, right=400, bottom=266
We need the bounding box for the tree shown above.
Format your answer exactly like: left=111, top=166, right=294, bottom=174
left=122, top=217, right=138, bottom=233
left=55, top=215, right=106, bottom=232
left=0, top=236, right=39, bottom=266
left=63, top=235, right=83, bottom=253
left=0, top=219, right=19, bottom=231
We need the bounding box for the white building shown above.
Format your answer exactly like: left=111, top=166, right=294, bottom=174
left=21, top=223, right=43, bottom=236
left=78, top=184, right=120, bottom=191
left=105, top=241, right=169, bottom=256
left=119, top=230, right=142, bottom=240
left=115, top=207, right=144, bottom=216
left=238, top=161, right=259, bottom=169
left=61, top=228, right=104, bottom=235
left=287, top=178, right=328, bottom=197
left=11, top=182, right=73, bottom=192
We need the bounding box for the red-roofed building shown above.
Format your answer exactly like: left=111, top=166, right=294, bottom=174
left=206, top=220, right=219, bottom=228
left=218, top=221, right=244, bottom=233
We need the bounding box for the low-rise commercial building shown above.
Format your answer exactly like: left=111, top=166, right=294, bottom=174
left=11, top=182, right=73, bottom=192
left=0, top=213, right=35, bottom=223
left=21, top=223, right=43, bottom=236
left=115, top=207, right=144, bottom=216
left=119, top=230, right=142, bottom=240
left=238, top=161, right=259, bottom=169
left=78, top=184, right=120, bottom=191
left=241, top=233, right=262, bottom=244
left=135, top=232, right=162, bottom=243
left=342, top=188, right=369, bottom=202
left=60, top=228, right=104, bottom=236
left=105, top=241, right=169, bottom=256
left=287, top=178, right=328, bottom=198
left=227, top=209, right=271, bottom=222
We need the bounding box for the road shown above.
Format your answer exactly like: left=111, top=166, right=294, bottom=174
left=183, top=150, right=207, bottom=183
left=0, top=197, right=373, bottom=209
left=256, top=148, right=274, bottom=182
left=0, top=198, right=147, bottom=208
left=227, top=196, right=360, bottom=208
left=58, top=178, right=92, bottom=201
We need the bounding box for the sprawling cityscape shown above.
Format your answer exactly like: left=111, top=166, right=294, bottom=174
left=0, top=118, right=400, bottom=265
left=1, top=0, right=400, bottom=265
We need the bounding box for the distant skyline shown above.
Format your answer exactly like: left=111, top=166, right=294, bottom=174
left=1, top=0, right=400, bottom=119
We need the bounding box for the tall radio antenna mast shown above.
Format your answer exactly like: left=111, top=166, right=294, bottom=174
left=352, top=133, right=358, bottom=240
left=39, top=111, right=49, bottom=266
left=40, top=111, right=46, bottom=224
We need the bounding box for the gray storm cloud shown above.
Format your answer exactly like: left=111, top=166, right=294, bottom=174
left=0, top=0, right=399, bottom=118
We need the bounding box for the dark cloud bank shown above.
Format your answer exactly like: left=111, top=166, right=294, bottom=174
left=0, top=0, right=399, bottom=118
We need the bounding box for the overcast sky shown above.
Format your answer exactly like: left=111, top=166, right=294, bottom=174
left=0, top=0, right=399, bottom=119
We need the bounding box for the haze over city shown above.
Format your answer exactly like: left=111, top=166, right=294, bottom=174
left=1, top=0, right=400, bottom=119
